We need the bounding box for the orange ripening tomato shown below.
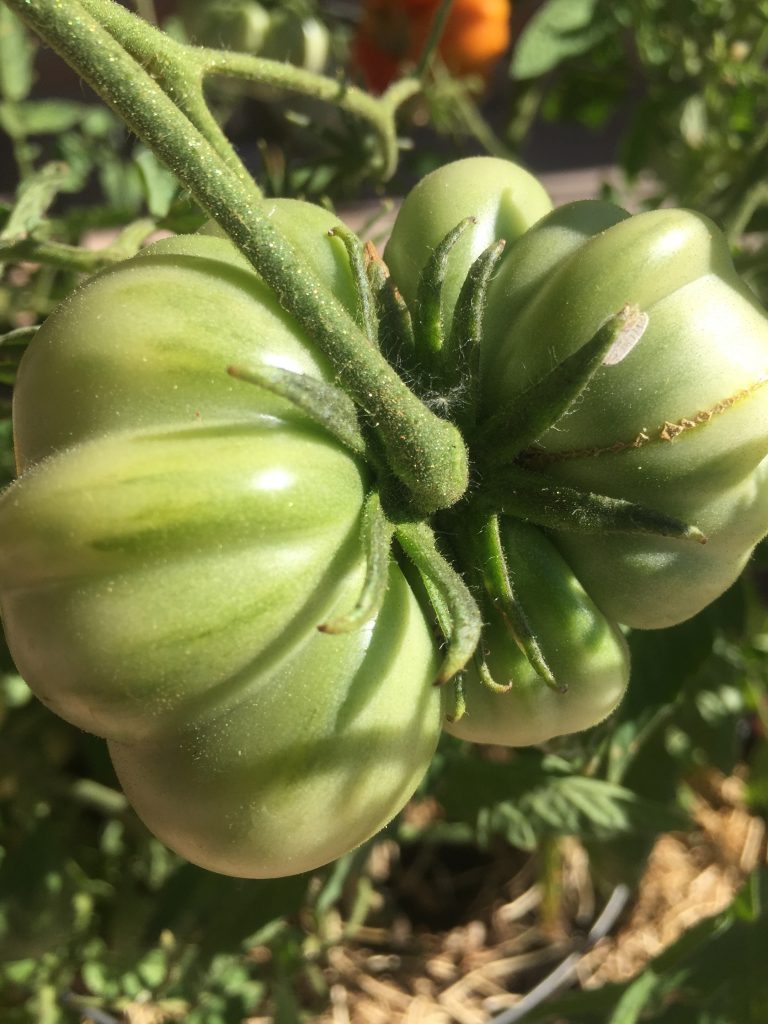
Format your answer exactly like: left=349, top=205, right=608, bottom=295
left=353, top=0, right=511, bottom=93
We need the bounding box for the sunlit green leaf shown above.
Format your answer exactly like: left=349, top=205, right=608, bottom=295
left=511, top=0, right=608, bottom=79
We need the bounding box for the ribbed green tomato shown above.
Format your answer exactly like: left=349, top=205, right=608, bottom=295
left=445, top=520, right=629, bottom=747
left=0, top=201, right=442, bottom=878
left=384, top=156, right=553, bottom=336
left=480, top=202, right=768, bottom=628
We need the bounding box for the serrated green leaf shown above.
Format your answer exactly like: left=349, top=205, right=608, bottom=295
left=437, top=750, right=686, bottom=849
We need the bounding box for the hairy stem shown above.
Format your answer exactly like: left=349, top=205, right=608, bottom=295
left=6, top=0, right=468, bottom=514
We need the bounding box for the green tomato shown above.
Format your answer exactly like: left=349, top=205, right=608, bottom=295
left=480, top=203, right=768, bottom=629
left=446, top=520, right=629, bottom=747
left=384, top=156, right=553, bottom=337
left=0, top=202, right=442, bottom=878
left=180, top=1, right=330, bottom=74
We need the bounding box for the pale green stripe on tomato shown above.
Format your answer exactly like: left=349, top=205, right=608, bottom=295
left=0, top=423, right=370, bottom=741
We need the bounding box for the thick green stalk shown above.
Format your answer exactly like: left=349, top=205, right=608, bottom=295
left=4, top=0, right=468, bottom=515
left=77, top=0, right=416, bottom=182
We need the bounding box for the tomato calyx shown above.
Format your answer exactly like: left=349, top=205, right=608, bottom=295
left=228, top=329, right=483, bottom=686
left=318, top=216, right=710, bottom=701
left=223, top=215, right=716, bottom=705
left=369, top=221, right=507, bottom=427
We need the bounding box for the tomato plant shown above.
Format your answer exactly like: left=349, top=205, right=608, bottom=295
left=2, top=0, right=768, bottom=883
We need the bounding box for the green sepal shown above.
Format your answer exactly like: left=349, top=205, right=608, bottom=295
left=227, top=363, right=367, bottom=457
left=475, top=304, right=649, bottom=467
left=475, top=653, right=513, bottom=694
left=472, top=511, right=560, bottom=691
left=445, top=675, right=467, bottom=724
left=364, top=240, right=416, bottom=369
left=412, top=217, right=475, bottom=366
left=443, top=237, right=507, bottom=426
left=319, top=491, right=394, bottom=634
left=328, top=223, right=379, bottom=347
left=492, top=464, right=708, bottom=543
left=395, top=519, right=482, bottom=686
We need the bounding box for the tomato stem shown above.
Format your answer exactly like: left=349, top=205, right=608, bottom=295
left=76, top=0, right=406, bottom=181
left=6, top=0, right=469, bottom=516
left=0, top=217, right=158, bottom=273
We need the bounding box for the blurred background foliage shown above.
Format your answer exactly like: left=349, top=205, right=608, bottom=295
left=1, top=1, right=767, bottom=1021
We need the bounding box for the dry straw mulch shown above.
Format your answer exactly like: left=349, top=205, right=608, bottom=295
left=310, top=771, right=766, bottom=1024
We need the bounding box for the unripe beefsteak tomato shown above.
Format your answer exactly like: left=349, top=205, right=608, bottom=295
left=0, top=201, right=442, bottom=878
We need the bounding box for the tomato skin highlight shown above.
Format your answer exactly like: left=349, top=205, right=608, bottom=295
left=0, top=201, right=443, bottom=878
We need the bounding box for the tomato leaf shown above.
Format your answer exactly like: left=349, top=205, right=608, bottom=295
left=510, top=0, right=609, bottom=80
left=435, top=751, right=687, bottom=850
